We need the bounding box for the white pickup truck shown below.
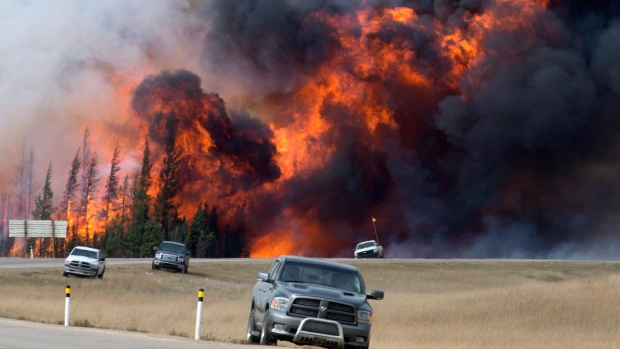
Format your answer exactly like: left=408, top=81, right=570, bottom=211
left=354, top=240, right=384, bottom=259
left=63, top=246, right=106, bottom=278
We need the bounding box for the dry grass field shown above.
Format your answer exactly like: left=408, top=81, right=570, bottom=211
left=1, top=258, right=620, bottom=348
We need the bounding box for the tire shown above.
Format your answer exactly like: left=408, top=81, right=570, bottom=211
left=63, top=272, right=68, bottom=277
left=97, top=267, right=105, bottom=279
left=246, top=308, right=259, bottom=344
left=182, top=264, right=188, bottom=274
left=151, top=261, right=156, bottom=270
left=259, top=310, right=277, bottom=346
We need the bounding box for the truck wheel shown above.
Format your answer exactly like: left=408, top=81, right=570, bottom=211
left=182, top=264, right=188, bottom=274
left=259, top=311, right=277, bottom=346
left=98, top=267, right=105, bottom=279
left=246, top=308, right=259, bottom=344
left=63, top=272, right=68, bottom=277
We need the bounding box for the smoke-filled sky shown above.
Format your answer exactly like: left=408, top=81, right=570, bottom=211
left=1, top=0, right=620, bottom=259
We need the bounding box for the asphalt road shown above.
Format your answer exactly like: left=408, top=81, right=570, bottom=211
left=0, top=318, right=254, bottom=349
left=0, top=257, right=274, bottom=269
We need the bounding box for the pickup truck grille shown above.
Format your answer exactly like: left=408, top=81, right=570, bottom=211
left=290, top=297, right=356, bottom=325
left=69, top=261, right=92, bottom=269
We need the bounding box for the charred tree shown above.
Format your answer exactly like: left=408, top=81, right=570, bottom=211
left=79, top=127, right=92, bottom=216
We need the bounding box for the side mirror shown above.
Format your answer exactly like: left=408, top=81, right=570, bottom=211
left=99, top=257, right=105, bottom=262
left=257, top=271, right=269, bottom=282
left=367, top=290, right=384, bottom=300
left=153, top=246, right=158, bottom=251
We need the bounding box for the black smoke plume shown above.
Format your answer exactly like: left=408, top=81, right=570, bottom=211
left=195, top=0, right=620, bottom=259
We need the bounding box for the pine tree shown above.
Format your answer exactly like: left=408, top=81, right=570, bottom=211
left=129, top=139, right=155, bottom=257
left=103, top=141, right=121, bottom=229
left=186, top=204, right=207, bottom=257
left=154, top=121, right=181, bottom=241
left=119, top=175, right=130, bottom=227
left=32, top=163, right=55, bottom=257
left=83, top=153, right=100, bottom=245
left=60, top=148, right=82, bottom=220
left=171, top=220, right=188, bottom=243
left=140, top=220, right=162, bottom=257
left=32, top=163, right=54, bottom=220
left=208, top=205, right=221, bottom=256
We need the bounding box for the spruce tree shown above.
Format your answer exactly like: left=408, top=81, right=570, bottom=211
left=186, top=204, right=207, bottom=257
left=32, top=163, right=54, bottom=220
left=103, top=141, right=121, bottom=229
left=154, top=121, right=181, bottom=241
left=83, top=153, right=100, bottom=246
left=60, top=148, right=82, bottom=219
left=32, top=163, right=54, bottom=257
left=129, top=139, right=155, bottom=257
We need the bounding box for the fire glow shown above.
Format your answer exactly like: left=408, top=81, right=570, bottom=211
left=5, top=0, right=619, bottom=259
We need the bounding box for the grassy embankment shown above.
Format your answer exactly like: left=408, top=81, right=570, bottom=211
left=1, top=259, right=620, bottom=348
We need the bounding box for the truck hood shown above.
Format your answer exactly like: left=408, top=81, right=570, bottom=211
left=66, top=255, right=97, bottom=263
left=276, top=281, right=368, bottom=307
left=355, top=246, right=378, bottom=253
left=157, top=250, right=184, bottom=257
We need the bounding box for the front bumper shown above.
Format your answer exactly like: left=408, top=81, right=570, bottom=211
left=354, top=251, right=380, bottom=258
left=268, top=309, right=371, bottom=349
left=64, top=266, right=97, bottom=277
left=153, top=259, right=184, bottom=270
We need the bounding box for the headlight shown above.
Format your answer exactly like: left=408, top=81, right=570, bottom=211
left=156, top=253, right=162, bottom=259
left=271, top=297, right=291, bottom=311
left=90, top=264, right=99, bottom=269
left=357, top=310, right=372, bottom=324
left=177, top=256, right=184, bottom=263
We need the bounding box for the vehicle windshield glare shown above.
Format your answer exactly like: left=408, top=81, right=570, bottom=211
left=279, top=261, right=362, bottom=294
left=159, top=242, right=186, bottom=254
left=356, top=241, right=376, bottom=249
left=71, top=248, right=97, bottom=259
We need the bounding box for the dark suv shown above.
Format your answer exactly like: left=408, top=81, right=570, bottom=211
left=152, top=241, right=190, bottom=273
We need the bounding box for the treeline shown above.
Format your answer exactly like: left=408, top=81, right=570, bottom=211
left=0, top=127, right=247, bottom=258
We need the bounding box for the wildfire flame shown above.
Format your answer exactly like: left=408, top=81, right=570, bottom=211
left=7, top=0, right=619, bottom=259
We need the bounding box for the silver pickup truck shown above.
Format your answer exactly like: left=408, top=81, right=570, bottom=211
left=246, top=255, right=383, bottom=349
left=63, top=246, right=106, bottom=278
left=354, top=240, right=383, bottom=259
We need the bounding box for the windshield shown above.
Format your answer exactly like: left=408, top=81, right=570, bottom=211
left=159, top=242, right=186, bottom=254
left=279, top=261, right=363, bottom=294
left=357, top=241, right=376, bottom=249
left=71, top=248, right=97, bottom=259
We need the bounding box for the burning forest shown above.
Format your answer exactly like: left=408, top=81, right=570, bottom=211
left=1, top=0, right=620, bottom=259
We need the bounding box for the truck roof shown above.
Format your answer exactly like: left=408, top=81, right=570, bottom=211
left=277, top=255, right=359, bottom=272
left=72, top=246, right=100, bottom=252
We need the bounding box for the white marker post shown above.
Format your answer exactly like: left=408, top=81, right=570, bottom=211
left=64, top=285, right=71, bottom=326
left=195, top=288, right=204, bottom=340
